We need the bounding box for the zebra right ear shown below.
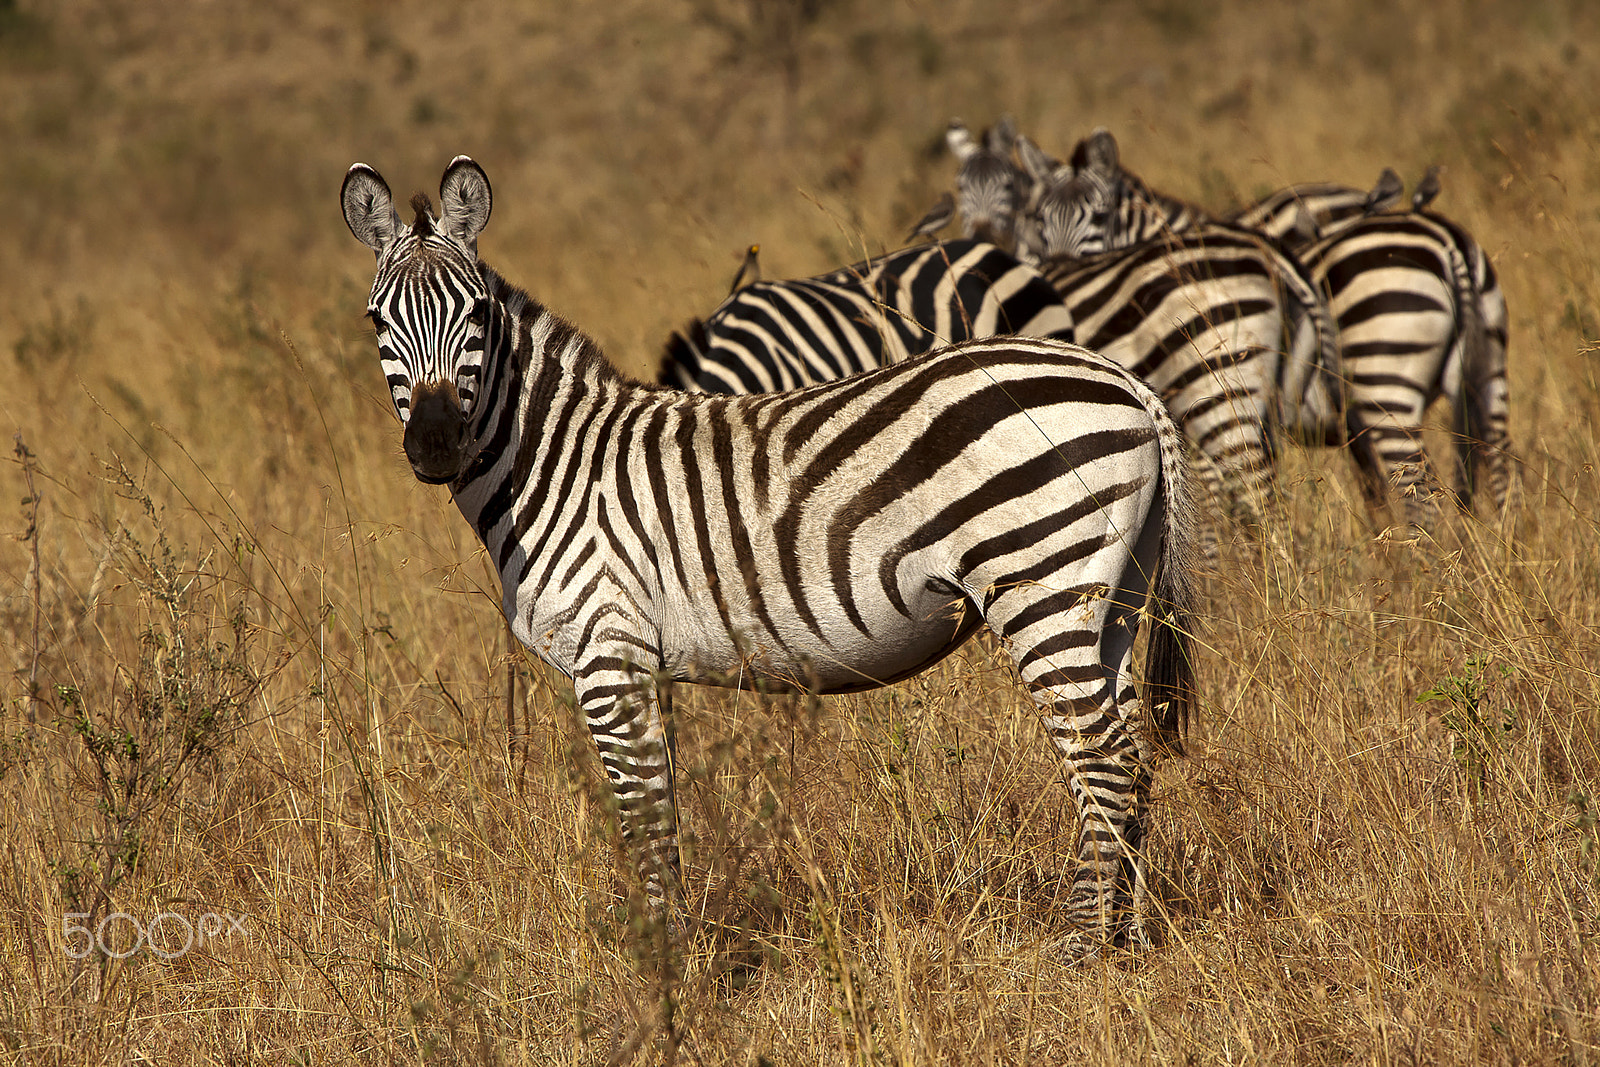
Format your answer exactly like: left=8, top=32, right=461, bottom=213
left=439, top=156, right=492, bottom=249
left=342, top=164, right=403, bottom=255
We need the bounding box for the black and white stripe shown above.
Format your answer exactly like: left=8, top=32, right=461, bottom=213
left=1033, top=225, right=1344, bottom=527
left=659, top=239, right=1075, bottom=393
left=1300, top=210, right=1512, bottom=522
left=343, top=157, right=1201, bottom=960
left=1025, top=127, right=1514, bottom=525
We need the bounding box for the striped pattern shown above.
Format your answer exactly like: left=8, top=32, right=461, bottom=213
left=1031, top=128, right=1514, bottom=525
left=1036, top=226, right=1344, bottom=526
left=344, top=157, right=1201, bottom=960
left=1301, top=211, right=1512, bottom=523
left=659, top=239, right=1075, bottom=393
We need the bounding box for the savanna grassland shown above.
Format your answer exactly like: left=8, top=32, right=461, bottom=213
left=1, top=0, right=1599, bottom=1062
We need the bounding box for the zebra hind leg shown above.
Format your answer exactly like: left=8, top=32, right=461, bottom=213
left=978, top=569, right=1156, bottom=962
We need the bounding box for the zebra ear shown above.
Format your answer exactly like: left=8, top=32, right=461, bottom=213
left=342, top=164, right=404, bottom=255
left=987, top=114, right=1019, bottom=155
left=439, top=156, right=492, bottom=248
left=1075, top=127, right=1120, bottom=180
left=946, top=120, right=978, bottom=161
left=1016, top=135, right=1064, bottom=184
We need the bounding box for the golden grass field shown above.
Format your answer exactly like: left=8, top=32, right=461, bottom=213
left=2, top=0, right=1599, bottom=1062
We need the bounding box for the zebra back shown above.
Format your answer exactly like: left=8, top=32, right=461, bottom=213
left=1227, top=169, right=1405, bottom=250
left=659, top=239, right=1076, bottom=394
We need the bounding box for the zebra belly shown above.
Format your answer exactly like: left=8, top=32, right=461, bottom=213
left=662, top=582, right=981, bottom=695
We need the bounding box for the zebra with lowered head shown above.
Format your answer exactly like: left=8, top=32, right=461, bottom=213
left=658, top=238, right=1075, bottom=393
left=342, top=156, right=1201, bottom=962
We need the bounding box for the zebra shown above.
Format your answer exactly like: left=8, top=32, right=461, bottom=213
left=945, top=116, right=1031, bottom=255
left=1297, top=210, right=1512, bottom=523
left=658, top=238, right=1076, bottom=394
left=1022, top=127, right=1513, bottom=525
left=1007, top=132, right=1346, bottom=525
left=341, top=156, right=1201, bottom=961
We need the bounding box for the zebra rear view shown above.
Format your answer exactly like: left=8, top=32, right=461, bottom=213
left=341, top=156, right=1201, bottom=963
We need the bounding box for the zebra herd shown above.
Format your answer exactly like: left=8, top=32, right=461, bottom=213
left=340, top=122, right=1512, bottom=964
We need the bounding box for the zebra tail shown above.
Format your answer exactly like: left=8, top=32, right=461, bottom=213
left=1447, top=239, right=1500, bottom=510
left=1282, top=247, right=1347, bottom=447
left=1145, top=421, right=1201, bottom=757
left=656, top=319, right=711, bottom=391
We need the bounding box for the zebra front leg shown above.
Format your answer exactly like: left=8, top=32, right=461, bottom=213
left=574, top=655, right=684, bottom=945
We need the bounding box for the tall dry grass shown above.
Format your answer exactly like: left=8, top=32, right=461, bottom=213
left=1, top=0, right=1598, bottom=1062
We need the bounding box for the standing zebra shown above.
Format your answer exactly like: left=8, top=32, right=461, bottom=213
left=1008, top=131, right=1345, bottom=526
left=659, top=238, right=1075, bottom=393
left=1024, top=127, right=1513, bottom=525
left=342, top=156, right=1200, bottom=961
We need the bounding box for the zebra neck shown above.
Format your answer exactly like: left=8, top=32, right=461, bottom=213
left=449, top=262, right=647, bottom=542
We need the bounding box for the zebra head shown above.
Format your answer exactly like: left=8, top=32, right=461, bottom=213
left=1017, top=129, right=1125, bottom=261
left=342, top=156, right=494, bottom=484
left=947, top=118, right=1030, bottom=254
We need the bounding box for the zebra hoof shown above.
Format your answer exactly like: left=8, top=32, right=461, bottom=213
left=1057, top=921, right=1151, bottom=966
left=1056, top=931, right=1106, bottom=966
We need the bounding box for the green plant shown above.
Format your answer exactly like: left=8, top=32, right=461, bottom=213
left=1418, top=655, right=1516, bottom=799
left=52, top=461, right=260, bottom=985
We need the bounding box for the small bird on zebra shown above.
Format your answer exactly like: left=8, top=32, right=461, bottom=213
left=905, top=190, right=956, bottom=242
left=342, top=155, right=1202, bottom=964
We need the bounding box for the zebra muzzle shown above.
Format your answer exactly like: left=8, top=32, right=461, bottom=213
left=404, top=380, right=469, bottom=484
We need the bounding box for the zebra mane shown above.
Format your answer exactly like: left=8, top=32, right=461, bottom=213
left=478, top=262, right=651, bottom=390
left=409, top=192, right=436, bottom=237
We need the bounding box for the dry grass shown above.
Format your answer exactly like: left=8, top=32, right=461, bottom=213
left=2, top=0, right=1599, bottom=1062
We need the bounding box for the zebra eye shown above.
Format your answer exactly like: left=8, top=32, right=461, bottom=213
left=367, top=309, right=387, bottom=334
left=466, top=299, right=489, bottom=328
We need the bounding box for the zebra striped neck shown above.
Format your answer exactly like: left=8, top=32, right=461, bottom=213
left=449, top=262, right=651, bottom=535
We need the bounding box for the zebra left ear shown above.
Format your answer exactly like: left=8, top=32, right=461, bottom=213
left=946, top=119, right=979, bottom=161
left=1075, top=128, right=1120, bottom=180
left=439, top=156, right=492, bottom=248
left=1016, top=135, right=1065, bottom=185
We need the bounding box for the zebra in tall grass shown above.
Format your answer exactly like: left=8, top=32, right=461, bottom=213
left=1006, top=132, right=1346, bottom=525
left=659, top=238, right=1075, bottom=393
left=342, top=156, right=1200, bottom=961
left=1023, top=127, right=1513, bottom=524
